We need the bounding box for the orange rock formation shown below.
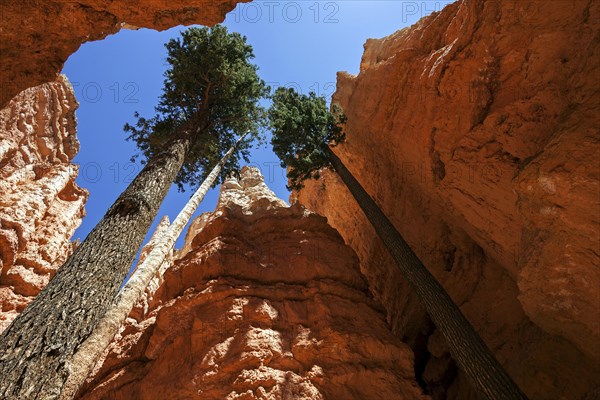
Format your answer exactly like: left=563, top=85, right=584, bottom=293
left=77, top=167, right=426, bottom=399
left=0, top=75, right=88, bottom=333
left=298, top=1, right=600, bottom=398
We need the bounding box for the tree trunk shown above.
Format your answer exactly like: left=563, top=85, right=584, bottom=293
left=325, top=146, right=528, bottom=400
left=59, top=133, right=248, bottom=400
left=0, top=136, right=191, bottom=400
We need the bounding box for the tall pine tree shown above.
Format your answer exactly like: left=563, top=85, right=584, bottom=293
left=268, top=87, right=528, bottom=400
left=60, top=133, right=250, bottom=400
left=0, top=26, right=269, bottom=399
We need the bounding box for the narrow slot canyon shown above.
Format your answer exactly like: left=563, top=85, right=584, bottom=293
left=0, top=1, right=598, bottom=399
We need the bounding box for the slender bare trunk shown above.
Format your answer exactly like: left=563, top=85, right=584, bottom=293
left=0, top=136, right=191, bottom=400
left=325, top=146, right=528, bottom=400
left=59, top=133, right=248, bottom=400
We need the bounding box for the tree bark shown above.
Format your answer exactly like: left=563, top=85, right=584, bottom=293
left=325, top=146, right=528, bottom=400
left=59, top=133, right=248, bottom=400
left=0, top=136, right=191, bottom=400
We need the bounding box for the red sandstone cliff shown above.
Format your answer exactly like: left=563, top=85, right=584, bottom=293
left=298, top=1, right=600, bottom=398
left=0, top=75, right=88, bottom=333
left=0, top=0, right=249, bottom=107
left=77, top=167, right=426, bottom=399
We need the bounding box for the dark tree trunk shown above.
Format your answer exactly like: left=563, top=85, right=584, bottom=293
left=325, top=146, right=528, bottom=400
left=0, top=136, right=191, bottom=400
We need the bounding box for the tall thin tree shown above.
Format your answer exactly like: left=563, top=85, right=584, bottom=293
left=268, top=87, right=528, bottom=400
left=0, top=26, right=268, bottom=400
left=60, top=133, right=249, bottom=400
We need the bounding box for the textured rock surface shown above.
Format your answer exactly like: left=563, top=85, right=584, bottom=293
left=0, top=75, right=88, bottom=333
left=77, top=167, right=427, bottom=400
left=0, top=0, right=248, bottom=107
left=298, top=1, right=600, bottom=398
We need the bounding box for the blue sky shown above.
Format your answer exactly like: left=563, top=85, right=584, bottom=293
left=63, top=1, right=449, bottom=253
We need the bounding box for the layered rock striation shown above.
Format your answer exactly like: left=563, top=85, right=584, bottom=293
left=77, top=167, right=426, bottom=399
left=298, top=0, right=600, bottom=398
left=0, top=75, right=88, bottom=333
left=0, top=0, right=249, bottom=107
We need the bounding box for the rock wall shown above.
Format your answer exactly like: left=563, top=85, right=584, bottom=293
left=0, top=0, right=248, bottom=107
left=0, top=75, right=88, bottom=333
left=77, top=167, right=427, bottom=400
left=298, top=0, right=600, bottom=398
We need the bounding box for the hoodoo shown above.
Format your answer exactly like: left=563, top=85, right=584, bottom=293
left=76, top=167, right=427, bottom=400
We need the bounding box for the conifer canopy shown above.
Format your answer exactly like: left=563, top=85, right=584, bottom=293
left=269, top=87, right=346, bottom=190
left=125, top=25, right=269, bottom=190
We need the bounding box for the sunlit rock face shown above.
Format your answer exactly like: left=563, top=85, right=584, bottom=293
left=0, top=75, right=88, bottom=333
left=0, top=0, right=249, bottom=107
left=298, top=1, right=600, bottom=398
left=77, top=167, right=427, bottom=400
